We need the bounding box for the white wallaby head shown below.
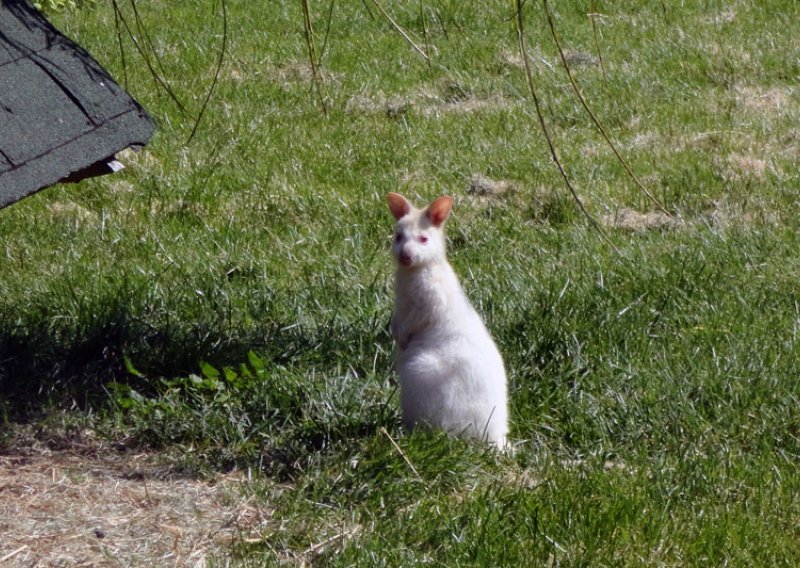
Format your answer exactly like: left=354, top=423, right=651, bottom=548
left=387, top=192, right=453, bottom=268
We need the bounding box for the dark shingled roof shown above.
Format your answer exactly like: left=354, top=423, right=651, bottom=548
left=0, top=0, right=155, bottom=210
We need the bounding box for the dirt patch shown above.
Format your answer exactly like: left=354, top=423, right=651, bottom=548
left=0, top=449, right=267, bottom=567
left=467, top=173, right=512, bottom=198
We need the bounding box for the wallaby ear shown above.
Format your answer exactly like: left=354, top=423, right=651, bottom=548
left=387, top=192, right=412, bottom=221
left=426, top=196, right=453, bottom=227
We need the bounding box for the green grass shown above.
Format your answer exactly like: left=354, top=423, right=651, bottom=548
left=3, top=0, right=800, bottom=564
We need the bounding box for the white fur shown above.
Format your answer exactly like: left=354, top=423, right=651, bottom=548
left=387, top=193, right=509, bottom=448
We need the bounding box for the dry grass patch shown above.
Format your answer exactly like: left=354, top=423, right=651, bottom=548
left=269, top=62, right=339, bottom=85
left=725, top=152, right=768, bottom=179
left=467, top=173, right=513, bottom=200
left=734, top=84, right=793, bottom=113
left=602, top=208, right=679, bottom=232
left=149, top=198, right=209, bottom=219
left=0, top=449, right=268, bottom=567
left=626, top=131, right=663, bottom=150
left=427, top=92, right=515, bottom=116
left=116, top=148, right=161, bottom=171
left=561, top=50, right=599, bottom=68
left=47, top=202, right=98, bottom=227
left=503, top=467, right=542, bottom=490
left=107, top=180, right=136, bottom=195
left=704, top=196, right=781, bottom=229
left=497, top=47, right=556, bottom=71
left=686, top=130, right=728, bottom=150
left=703, top=42, right=752, bottom=65
left=346, top=83, right=518, bottom=117
left=457, top=173, right=517, bottom=218
left=497, top=48, right=525, bottom=69
left=703, top=9, right=737, bottom=26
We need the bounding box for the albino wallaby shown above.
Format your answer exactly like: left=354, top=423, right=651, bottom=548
left=387, top=192, right=509, bottom=448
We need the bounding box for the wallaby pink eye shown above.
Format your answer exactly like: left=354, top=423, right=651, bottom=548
left=418, top=235, right=429, bottom=244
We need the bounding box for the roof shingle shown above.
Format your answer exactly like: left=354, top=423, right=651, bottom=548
left=0, top=0, right=155, bottom=209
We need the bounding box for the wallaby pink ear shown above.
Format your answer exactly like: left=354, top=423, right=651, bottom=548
left=387, top=192, right=412, bottom=221
left=426, top=196, right=453, bottom=227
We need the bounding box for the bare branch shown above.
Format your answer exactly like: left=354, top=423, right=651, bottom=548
left=188, top=0, right=228, bottom=143
left=301, top=0, right=329, bottom=115
left=371, top=0, right=430, bottom=63
left=544, top=0, right=670, bottom=216
left=514, top=0, right=620, bottom=253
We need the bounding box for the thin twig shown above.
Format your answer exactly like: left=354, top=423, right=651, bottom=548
left=318, top=0, right=336, bottom=62
left=128, top=0, right=189, bottom=115
left=113, top=1, right=189, bottom=117
left=301, top=0, right=329, bottom=115
left=112, top=1, right=128, bottom=89
left=130, top=0, right=168, bottom=80
left=380, top=427, right=421, bottom=479
left=187, top=0, right=228, bottom=143
left=360, top=0, right=375, bottom=20
left=302, top=529, right=357, bottom=558
left=589, top=1, right=607, bottom=82
left=371, top=0, right=430, bottom=63
left=544, top=0, right=670, bottom=216
left=142, top=471, right=152, bottom=505
left=300, top=0, right=318, bottom=83
left=0, top=546, right=28, bottom=563
left=514, top=0, right=620, bottom=254
left=418, top=0, right=433, bottom=71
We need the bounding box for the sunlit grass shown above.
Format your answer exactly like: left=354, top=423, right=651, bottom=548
left=2, top=0, right=800, bottom=564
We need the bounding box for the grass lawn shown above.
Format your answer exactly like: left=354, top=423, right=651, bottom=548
left=2, top=0, right=800, bottom=564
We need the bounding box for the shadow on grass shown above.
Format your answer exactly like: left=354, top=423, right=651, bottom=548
left=0, top=301, right=391, bottom=422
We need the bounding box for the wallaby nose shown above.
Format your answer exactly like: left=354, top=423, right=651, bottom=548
left=399, top=251, right=412, bottom=266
